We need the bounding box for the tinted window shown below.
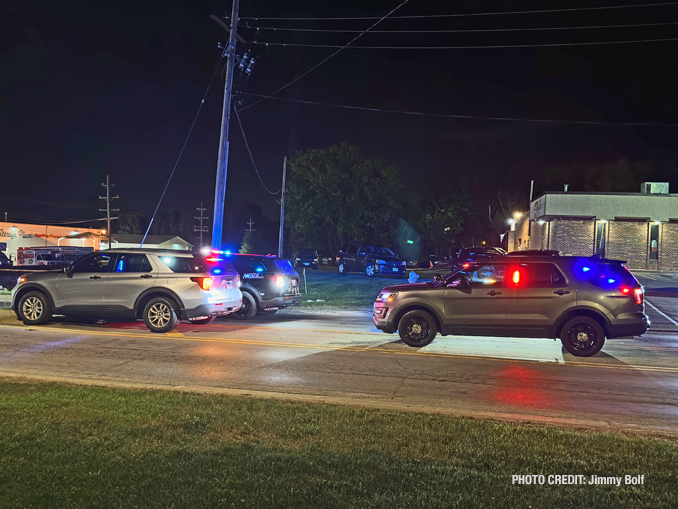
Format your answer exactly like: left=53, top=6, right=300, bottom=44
left=297, top=250, right=316, bottom=257
left=160, top=255, right=207, bottom=273
left=264, top=259, right=298, bottom=275
left=368, top=246, right=396, bottom=256
left=510, top=263, right=565, bottom=287
left=339, top=244, right=349, bottom=253
left=115, top=254, right=152, bottom=273
left=347, top=244, right=358, bottom=255
left=449, top=264, right=506, bottom=286
left=587, top=263, right=636, bottom=288
left=72, top=253, right=115, bottom=273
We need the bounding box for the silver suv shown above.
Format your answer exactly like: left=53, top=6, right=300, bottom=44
left=373, top=255, right=650, bottom=357
left=11, top=249, right=242, bottom=332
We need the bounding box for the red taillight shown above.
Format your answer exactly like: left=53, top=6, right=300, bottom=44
left=190, top=276, right=213, bottom=291
left=512, top=270, right=520, bottom=284
left=620, top=287, right=631, bottom=295
left=205, top=257, right=223, bottom=262
left=274, top=275, right=284, bottom=287
left=633, top=288, right=643, bottom=305
left=462, top=263, right=470, bottom=269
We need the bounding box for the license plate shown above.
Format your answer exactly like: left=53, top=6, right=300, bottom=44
left=392, top=267, right=399, bottom=272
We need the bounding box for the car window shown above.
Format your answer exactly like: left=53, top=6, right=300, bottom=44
left=448, top=264, right=507, bottom=287
left=160, top=255, right=210, bottom=273
left=339, top=244, right=348, bottom=253
left=115, top=254, right=153, bottom=273
left=264, top=259, right=298, bottom=275
left=509, top=263, right=565, bottom=288
left=72, top=253, right=116, bottom=273
left=371, top=247, right=395, bottom=256
left=243, top=260, right=268, bottom=273
left=347, top=244, right=358, bottom=255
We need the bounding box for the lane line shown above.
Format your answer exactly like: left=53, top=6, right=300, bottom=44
left=646, top=300, right=678, bottom=326
left=2, top=323, right=678, bottom=374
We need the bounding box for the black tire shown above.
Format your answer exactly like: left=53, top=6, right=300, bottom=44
left=337, top=262, right=346, bottom=275
left=259, top=309, right=278, bottom=316
left=18, top=291, right=53, bottom=325
left=365, top=264, right=376, bottom=277
left=230, top=291, right=258, bottom=320
left=560, top=316, right=606, bottom=357
left=143, top=296, right=179, bottom=333
left=191, top=316, right=216, bottom=325
left=398, top=310, right=437, bottom=347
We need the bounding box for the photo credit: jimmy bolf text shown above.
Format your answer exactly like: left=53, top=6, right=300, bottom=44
left=512, top=475, right=646, bottom=486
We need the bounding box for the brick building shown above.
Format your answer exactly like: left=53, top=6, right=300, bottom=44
left=528, top=183, right=678, bottom=271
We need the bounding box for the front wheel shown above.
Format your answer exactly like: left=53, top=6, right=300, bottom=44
left=560, top=316, right=605, bottom=357
left=398, top=310, right=437, bottom=347
left=337, top=262, right=346, bottom=275
left=230, top=292, right=258, bottom=320
left=143, top=297, right=179, bottom=333
left=18, top=291, right=53, bottom=325
left=365, top=264, right=376, bottom=277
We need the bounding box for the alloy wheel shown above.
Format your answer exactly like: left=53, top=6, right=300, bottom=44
left=405, top=317, right=430, bottom=344
left=567, top=324, right=597, bottom=351
left=22, top=297, right=43, bottom=321
left=148, top=302, right=171, bottom=328
left=366, top=265, right=375, bottom=276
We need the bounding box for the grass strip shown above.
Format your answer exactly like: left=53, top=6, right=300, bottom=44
left=0, top=378, right=676, bottom=508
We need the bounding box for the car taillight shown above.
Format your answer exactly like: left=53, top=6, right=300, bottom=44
left=633, top=288, right=643, bottom=305
left=512, top=270, right=520, bottom=284
left=273, top=275, right=285, bottom=287
left=190, top=277, right=213, bottom=291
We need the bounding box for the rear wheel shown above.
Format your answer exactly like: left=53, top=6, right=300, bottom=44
left=191, top=316, right=216, bottom=325
left=337, top=262, right=346, bottom=275
left=560, top=316, right=605, bottom=357
left=230, top=292, right=258, bottom=320
left=398, top=310, right=437, bottom=347
left=18, top=291, right=52, bottom=325
left=143, top=297, right=179, bottom=333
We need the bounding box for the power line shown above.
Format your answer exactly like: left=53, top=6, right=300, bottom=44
left=233, top=105, right=281, bottom=194
left=235, top=91, right=678, bottom=127
left=237, top=0, right=410, bottom=113
left=248, top=21, right=678, bottom=34
left=239, top=2, right=678, bottom=20
left=253, top=37, right=678, bottom=49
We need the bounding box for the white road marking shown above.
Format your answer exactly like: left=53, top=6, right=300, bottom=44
left=646, top=300, right=678, bottom=326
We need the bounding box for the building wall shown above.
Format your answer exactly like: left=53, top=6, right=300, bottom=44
left=0, top=222, right=102, bottom=261
left=549, top=219, right=595, bottom=256
left=659, top=223, right=678, bottom=271
left=606, top=222, right=650, bottom=270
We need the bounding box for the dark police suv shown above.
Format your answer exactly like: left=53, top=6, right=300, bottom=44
left=373, top=254, right=649, bottom=357
left=336, top=242, right=406, bottom=277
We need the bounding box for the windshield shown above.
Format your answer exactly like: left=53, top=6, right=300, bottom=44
left=263, top=258, right=298, bottom=275
left=366, top=246, right=395, bottom=257
left=297, top=250, right=317, bottom=257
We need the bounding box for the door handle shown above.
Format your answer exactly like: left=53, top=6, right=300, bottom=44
left=487, top=290, right=502, bottom=296
left=90, top=275, right=101, bottom=280
left=139, top=274, right=154, bottom=279
left=554, top=289, right=570, bottom=295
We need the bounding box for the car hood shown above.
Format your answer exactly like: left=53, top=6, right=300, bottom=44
left=16, top=269, right=63, bottom=282
left=369, top=255, right=403, bottom=262
left=380, top=282, right=434, bottom=293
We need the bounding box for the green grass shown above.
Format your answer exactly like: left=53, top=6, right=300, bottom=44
left=1, top=379, right=676, bottom=508
left=296, top=267, right=424, bottom=310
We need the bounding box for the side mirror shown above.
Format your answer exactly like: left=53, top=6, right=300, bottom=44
left=434, top=274, right=443, bottom=282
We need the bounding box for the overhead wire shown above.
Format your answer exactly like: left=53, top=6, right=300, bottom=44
left=237, top=0, right=410, bottom=113
left=235, top=91, right=678, bottom=127
left=252, top=37, right=678, bottom=49
left=247, top=21, right=678, bottom=34
left=233, top=105, right=281, bottom=194
left=140, top=52, right=224, bottom=247
left=238, top=2, right=678, bottom=20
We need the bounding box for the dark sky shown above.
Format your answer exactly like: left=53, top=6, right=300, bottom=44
left=3, top=0, right=678, bottom=237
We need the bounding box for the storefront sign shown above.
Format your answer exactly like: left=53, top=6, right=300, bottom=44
left=0, top=228, right=34, bottom=239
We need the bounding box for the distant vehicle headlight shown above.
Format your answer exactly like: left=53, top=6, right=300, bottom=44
left=401, top=261, right=406, bottom=265
left=296, top=258, right=301, bottom=261
left=377, top=292, right=398, bottom=303
left=376, top=259, right=386, bottom=264
left=313, top=258, right=318, bottom=262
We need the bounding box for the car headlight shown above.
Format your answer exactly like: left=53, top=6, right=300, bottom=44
left=401, top=261, right=406, bottom=266
left=377, top=292, right=398, bottom=303
left=296, top=258, right=301, bottom=261
left=375, top=259, right=386, bottom=265
left=313, top=258, right=318, bottom=262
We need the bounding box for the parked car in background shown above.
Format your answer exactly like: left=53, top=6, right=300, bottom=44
left=225, top=253, right=302, bottom=319
left=451, top=247, right=506, bottom=269
left=336, top=242, right=407, bottom=277
left=0, top=251, right=13, bottom=267
left=11, top=249, right=242, bottom=332
left=373, top=254, right=649, bottom=357
left=293, top=249, right=319, bottom=270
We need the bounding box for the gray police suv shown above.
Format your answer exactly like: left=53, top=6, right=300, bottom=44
left=373, top=254, right=649, bottom=357
left=11, top=249, right=242, bottom=332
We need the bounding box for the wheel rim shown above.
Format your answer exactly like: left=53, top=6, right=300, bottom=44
left=366, top=265, right=375, bottom=276
left=148, top=302, right=171, bottom=328
left=338, top=264, right=344, bottom=274
left=22, top=297, right=43, bottom=321
left=405, top=317, right=430, bottom=344
left=237, top=297, right=250, bottom=316
left=567, top=324, right=598, bottom=351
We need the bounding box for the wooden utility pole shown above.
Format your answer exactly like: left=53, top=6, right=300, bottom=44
left=99, top=174, right=119, bottom=249
left=277, top=156, right=287, bottom=258
left=211, top=0, right=241, bottom=250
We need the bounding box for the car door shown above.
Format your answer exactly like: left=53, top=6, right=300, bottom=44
left=504, top=262, right=576, bottom=337
left=355, top=244, right=369, bottom=273
left=102, top=253, right=158, bottom=312
left=54, top=252, right=117, bottom=311
left=344, top=243, right=358, bottom=272
left=442, top=263, right=508, bottom=336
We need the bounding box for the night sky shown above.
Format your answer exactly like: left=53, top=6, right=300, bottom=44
left=3, top=0, right=678, bottom=239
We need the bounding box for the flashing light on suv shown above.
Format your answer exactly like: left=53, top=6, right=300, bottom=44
left=190, top=277, right=213, bottom=291
left=377, top=292, right=398, bottom=303
left=272, top=275, right=285, bottom=287
left=205, top=256, right=224, bottom=262
left=620, top=286, right=644, bottom=305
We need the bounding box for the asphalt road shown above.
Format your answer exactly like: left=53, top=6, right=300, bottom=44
left=1, top=274, right=678, bottom=435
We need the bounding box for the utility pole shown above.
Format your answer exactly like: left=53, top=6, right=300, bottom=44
left=211, top=0, right=241, bottom=250
left=194, top=202, right=209, bottom=249
left=277, top=156, right=287, bottom=258
left=99, top=174, right=119, bottom=249
left=246, top=217, right=255, bottom=233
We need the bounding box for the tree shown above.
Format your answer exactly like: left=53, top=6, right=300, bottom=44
left=240, top=230, right=259, bottom=253
left=415, top=197, right=467, bottom=258
left=285, top=143, right=403, bottom=254
left=115, top=211, right=141, bottom=234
